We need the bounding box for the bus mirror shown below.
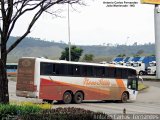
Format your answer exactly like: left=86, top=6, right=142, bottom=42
left=138, top=76, right=143, bottom=83
left=128, top=85, right=131, bottom=89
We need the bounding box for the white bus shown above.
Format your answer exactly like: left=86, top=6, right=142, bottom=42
left=6, top=63, right=18, bottom=76
left=16, top=57, right=139, bottom=104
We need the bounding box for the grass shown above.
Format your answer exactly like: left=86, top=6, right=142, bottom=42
left=0, top=101, right=52, bottom=119
left=11, top=101, right=52, bottom=109
left=0, top=103, right=42, bottom=119
left=138, top=82, right=149, bottom=91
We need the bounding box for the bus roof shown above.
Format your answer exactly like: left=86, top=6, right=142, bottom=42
left=6, top=63, right=18, bottom=65
left=20, top=57, right=135, bottom=70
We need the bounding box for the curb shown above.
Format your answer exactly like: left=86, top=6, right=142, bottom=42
left=143, top=78, right=160, bottom=82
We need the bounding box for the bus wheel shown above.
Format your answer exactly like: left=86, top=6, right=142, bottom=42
left=73, top=92, right=83, bottom=104
left=139, top=71, right=143, bottom=76
left=121, top=92, right=128, bottom=103
left=63, top=92, right=72, bottom=104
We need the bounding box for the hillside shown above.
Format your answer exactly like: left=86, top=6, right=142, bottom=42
left=6, top=36, right=155, bottom=62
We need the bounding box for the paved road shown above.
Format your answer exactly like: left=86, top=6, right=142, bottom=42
left=53, top=85, right=160, bottom=114
left=141, top=75, right=156, bottom=79
left=9, top=80, right=41, bottom=103
left=9, top=80, right=160, bottom=114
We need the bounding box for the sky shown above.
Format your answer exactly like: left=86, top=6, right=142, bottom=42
left=11, top=0, right=156, bottom=45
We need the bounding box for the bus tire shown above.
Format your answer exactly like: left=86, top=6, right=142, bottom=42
left=139, top=71, right=143, bottom=76
left=121, top=92, right=128, bottom=103
left=63, top=92, right=72, bottom=104
left=73, top=92, right=83, bottom=104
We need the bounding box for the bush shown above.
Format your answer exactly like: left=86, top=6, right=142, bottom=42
left=11, top=101, right=52, bottom=109
left=0, top=103, right=42, bottom=119
left=20, top=107, right=112, bottom=120
left=0, top=103, right=112, bottom=120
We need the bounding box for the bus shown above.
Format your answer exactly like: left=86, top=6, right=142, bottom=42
left=16, top=57, right=139, bottom=104
left=6, top=63, right=18, bottom=76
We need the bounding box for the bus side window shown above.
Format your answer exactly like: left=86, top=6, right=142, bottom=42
left=108, top=67, right=115, bottom=78
left=122, top=69, right=128, bottom=79
left=55, top=63, right=67, bottom=75
left=105, top=67, right=109, bottom=78
left=116, top=68, right=122, bottom=79
left=73, top=65, right=81, bottom=76
left=55, top=64, right=59, bottom=75
left=40, top=62, right=53, bottom=75
left=86, top=66, right=93, bottom=77
left=6, top=65, right=11, bottom=69
left=128, top=69, right=136, bottom=76
left=68, top=64, right=74, bottom=76
left=58, top=64, right=67, bottom=75
left=14, top=65, right=17, bottom=69
left=81, top=65, right=87, bottom=77
left=52, top=64, right=56, bottom=74
left=94, top=67, right=104, bottom=77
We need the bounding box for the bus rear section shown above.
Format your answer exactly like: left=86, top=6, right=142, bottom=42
left=16, top=58, right=38, bottom=98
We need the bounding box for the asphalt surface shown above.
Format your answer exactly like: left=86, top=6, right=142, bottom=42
left=9, top=80, right=160, bottom=114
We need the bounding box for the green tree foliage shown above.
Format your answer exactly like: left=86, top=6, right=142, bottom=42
left=83, top=54, right=94, bottom=62
left=117, top=54, right=126, bottom=57
left=60, top=46, right=83, bottom=61
left=133, top=54, right=140, bottom=57
left=136, top=49, right=144, bottom=55
left=150, top=54, right=155, bottom=57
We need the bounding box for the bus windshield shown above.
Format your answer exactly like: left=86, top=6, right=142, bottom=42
left=127, top=68, right=138, bottom=91
left=127, top=76, right=138, bottom=91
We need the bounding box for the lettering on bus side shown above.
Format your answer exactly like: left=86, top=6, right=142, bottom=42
left=83, top=78, right=111, bottom=86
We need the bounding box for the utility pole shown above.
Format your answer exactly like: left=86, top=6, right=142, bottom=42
left=154, top=5, right=160, bottom=79
left=68, top=3, right=71, bottom=61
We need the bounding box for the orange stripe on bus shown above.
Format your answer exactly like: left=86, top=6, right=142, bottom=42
left=116, top=79, right=126, bottom=97
left=39, top=78, right=110, bottom=100
left=116, top=79, right=125, bottom=88
left=41, top=78, right=110, bottom=95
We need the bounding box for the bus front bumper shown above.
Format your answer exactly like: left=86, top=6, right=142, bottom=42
left=129, top=90, right=138, bottom=101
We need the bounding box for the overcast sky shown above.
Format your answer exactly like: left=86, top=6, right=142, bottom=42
left=11, top=0, right=156, bottom=45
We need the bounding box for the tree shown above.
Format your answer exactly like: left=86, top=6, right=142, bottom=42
left=150, top=54, right=155, bottom=57
left=133, top=54, right=140, bottom=57
left=117, top=54, right=126, bottom=58
left=60, top=45, right=83, bottom=61
left=0, top=0, right=83, bottom=104
left=82, top=54, right=94, bottom=62
left=136, top=49, right=144, bottom=55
